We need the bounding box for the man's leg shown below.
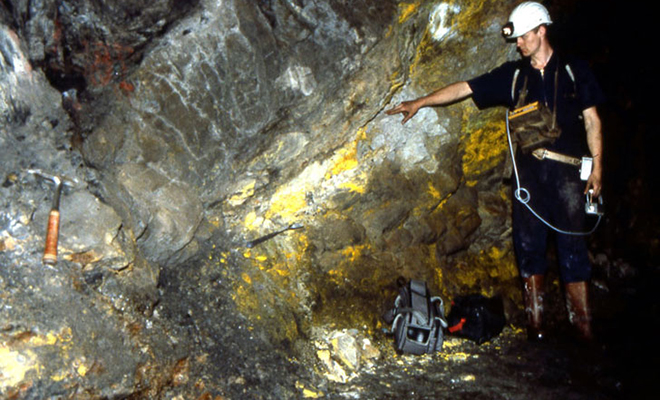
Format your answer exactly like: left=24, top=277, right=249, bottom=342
left=513, top=196, right=549, bottom=341
left=565, top=280, right=593, bottom=341
left=556, top=233, right=594, bottom=341
left=554, top=167, right=594, bottom=341
left=523, top=274, right=545, bottom=340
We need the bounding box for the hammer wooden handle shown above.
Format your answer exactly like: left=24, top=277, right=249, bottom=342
left=43, top=209, right=60, bottom=265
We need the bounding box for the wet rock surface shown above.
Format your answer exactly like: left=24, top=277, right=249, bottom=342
left=1, top=0, right=658, bottom=398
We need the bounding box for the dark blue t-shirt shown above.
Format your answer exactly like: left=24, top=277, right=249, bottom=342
left=467, top=53, right=605, bottom=157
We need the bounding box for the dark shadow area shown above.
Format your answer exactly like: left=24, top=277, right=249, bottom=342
left=548, top=1, right=657, bottom=398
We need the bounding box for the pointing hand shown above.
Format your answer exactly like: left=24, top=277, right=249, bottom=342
left=386, top=100, right=421, bottom=124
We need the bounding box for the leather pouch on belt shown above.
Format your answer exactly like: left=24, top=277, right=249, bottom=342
left=508, top=101, right=561, bottom=153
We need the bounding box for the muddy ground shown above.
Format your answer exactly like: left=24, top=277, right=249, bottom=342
left=335, top=327, right=629, bottom=400
left=154, top=248, right=657, bottom=400
left=322, top=276, right=655, bottom=400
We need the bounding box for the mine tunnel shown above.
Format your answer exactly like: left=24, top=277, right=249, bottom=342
left=1, top=0, right=656, bottom=399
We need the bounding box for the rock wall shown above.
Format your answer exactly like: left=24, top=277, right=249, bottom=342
left=1, top=0, right=529, bottom=398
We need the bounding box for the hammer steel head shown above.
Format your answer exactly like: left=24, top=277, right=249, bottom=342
left=27, top=169, right=78, bottom=188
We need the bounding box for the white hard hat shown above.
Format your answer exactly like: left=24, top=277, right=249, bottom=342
left=501, top=2, right=552, bottom=38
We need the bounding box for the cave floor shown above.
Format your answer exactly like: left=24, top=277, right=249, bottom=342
left=326, top=327, right=630, bottom=400
left=322, top=275, right=656, bottom=400
left=157, top=253, right=656, bottom=400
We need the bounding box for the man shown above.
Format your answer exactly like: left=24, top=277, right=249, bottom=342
left=387, top=1, right=604, bottom=342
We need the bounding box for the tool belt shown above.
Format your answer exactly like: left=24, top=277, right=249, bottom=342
left=531, top=148, right=581, bottom=166
left=508, top=101, right=561, bottom=153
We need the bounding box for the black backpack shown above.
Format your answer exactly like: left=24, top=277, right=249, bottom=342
left=383, top=278, right=448, bottom=355
left=446, top=294, right=506, bottom=344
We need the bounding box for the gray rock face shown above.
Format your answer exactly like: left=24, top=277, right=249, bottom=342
left=0, top=20, right=154, bottom=400
left=9, top=0, right=198, bottom=87
left=83, top=0, right=399, bottom=192
left=114, top=163, right=203, bottom=264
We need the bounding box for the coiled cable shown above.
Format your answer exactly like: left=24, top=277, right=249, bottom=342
left=505, top=111, right=601, bottom=236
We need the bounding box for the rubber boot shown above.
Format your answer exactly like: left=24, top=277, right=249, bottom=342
left=565, top=281, right=594, bottom=342
left=523, top=274, right=545, bottom=341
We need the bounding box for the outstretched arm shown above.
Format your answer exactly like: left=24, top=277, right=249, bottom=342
left=582, top=106, right=603, bottom=197
left=386, top=81, right=473, bottom=124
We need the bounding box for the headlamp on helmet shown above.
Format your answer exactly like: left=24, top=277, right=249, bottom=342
left=502, top=22, right=514, bottom=38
